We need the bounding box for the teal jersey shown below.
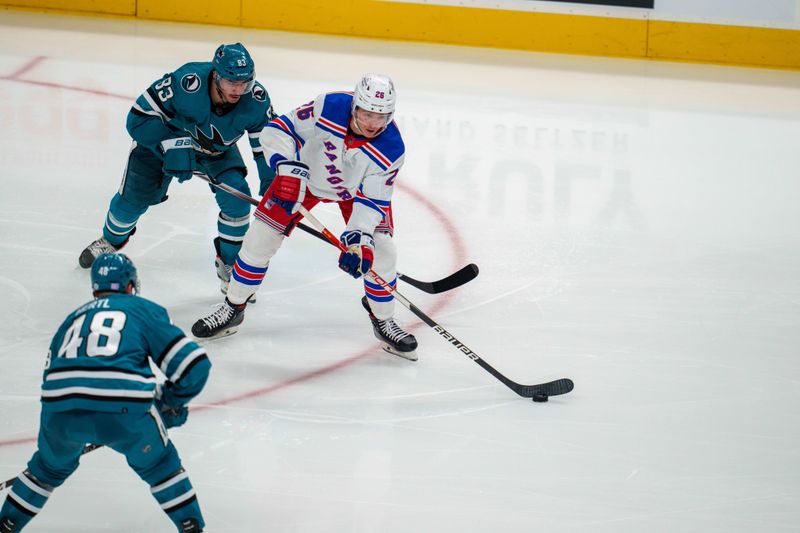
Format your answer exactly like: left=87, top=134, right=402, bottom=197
left=41, top=293, right=211, bottom=414
left=127, top=61, right=275, bottom=181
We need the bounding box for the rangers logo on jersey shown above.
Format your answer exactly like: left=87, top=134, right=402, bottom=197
left=181, top=73, right=201, bottom=93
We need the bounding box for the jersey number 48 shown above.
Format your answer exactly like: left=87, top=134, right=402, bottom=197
left=57, top=311, right=128, bottom=359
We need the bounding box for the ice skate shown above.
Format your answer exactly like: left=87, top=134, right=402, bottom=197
left=78, top=237, right=120, bottom=269
left=191, top=299, right=246, bottom=340
left=361, top=296, right=418, bottom=361
left=0, top=517, right=17, bottom=533
left=78, top=229, right=135, bottom=269
left=215, top=255, right=256, bottom=303
left=214, top=237, right=256, bottom=303
left=180, top=518, right=203, bottom=532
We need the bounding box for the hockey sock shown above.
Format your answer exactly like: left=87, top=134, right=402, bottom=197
left=216, top=212, right=249, bottom=265
left=0, top=470, right=54, bottom=531
left=150, top=468, right=205, bottom=531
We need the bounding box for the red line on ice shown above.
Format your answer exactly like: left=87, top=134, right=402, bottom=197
left=0, top=58, right=469, bottom=449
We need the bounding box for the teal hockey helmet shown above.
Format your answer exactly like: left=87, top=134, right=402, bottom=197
left=212, top=43, right=255, bottom=91
left=91, top=253, right=140, bottom=295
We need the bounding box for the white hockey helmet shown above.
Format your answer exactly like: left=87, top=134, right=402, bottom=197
left=352, top=73, right=396, bottom=124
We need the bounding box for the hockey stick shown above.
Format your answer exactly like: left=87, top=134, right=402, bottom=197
left=296, top=204, right=574, bottom=399
left=0, top=444, right=102, bottom=491
left=400, top=263, right=479, bottom=294
left=194, top=173, right=478, bottom=294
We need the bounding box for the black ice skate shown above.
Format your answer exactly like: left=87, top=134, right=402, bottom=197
left=191, top=299, right=246, bottom=340
left=0, top=517, right=17, bottom=533
left=361, top=296, right=418, bottom=361
left=214, top=238, right=256, bottom=303
left=78, top=228, right=135, bottom=269
left=180, top=518, right=203, bottom=532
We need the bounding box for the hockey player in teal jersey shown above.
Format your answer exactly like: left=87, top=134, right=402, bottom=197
left=0, top=254, right=210, bottom=533
left=79, top=43, right=276, bottom=299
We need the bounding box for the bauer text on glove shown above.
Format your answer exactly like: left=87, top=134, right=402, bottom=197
left=272, top=160, right=310, bottom=215
left=160, top=137, right=197, bottom=182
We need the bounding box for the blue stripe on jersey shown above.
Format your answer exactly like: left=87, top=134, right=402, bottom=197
left=268, top=116, right=305, bottom=148
left=268, top=154, right=288, bottom=172
left=353, top=196, right=386, bottom=218
left=316, top=120, right=346, bottom=139
left=358, top=147, right=389, bottom=171
left=365, top=121, right=404, bottom=162
left=358, top=186, right=391, bottom=206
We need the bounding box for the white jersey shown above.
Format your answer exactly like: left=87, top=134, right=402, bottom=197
left=260, top=91, right=405, bottom=234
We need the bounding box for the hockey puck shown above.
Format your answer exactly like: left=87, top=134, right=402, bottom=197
left=531, top=393, right=549, bottom=403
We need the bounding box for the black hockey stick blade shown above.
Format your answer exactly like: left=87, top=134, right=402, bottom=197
left=398, top=263, right=479, bottom=294
left=1, top=444, right=102, bottom=491
left=511, top=378, right=574, bottom=398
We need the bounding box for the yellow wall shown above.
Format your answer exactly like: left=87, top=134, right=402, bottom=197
left=242, top=2, right=647, bottom=58
left=2, top=0, right=133, bottom=15
left=3, top=0, right=799, bottom=69
left=648, top=20, right=800, bottom=68
left=137, top=0, right=239, bottom=26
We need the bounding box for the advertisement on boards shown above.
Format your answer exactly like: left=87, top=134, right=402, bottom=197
left=544, top=0, right=654, bottom=7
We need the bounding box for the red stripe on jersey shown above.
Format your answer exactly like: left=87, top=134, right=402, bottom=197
left=318, top=117, right=347, bottom=135
left=273, top=117, right=301, bottom=150
left=254, top=210, right=287, bottom=234
left=363, top=143, right=391, bottom=167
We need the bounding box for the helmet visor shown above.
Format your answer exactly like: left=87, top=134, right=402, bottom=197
left=353, top=107, right=391, bottom=137
left=218, top=76, right=255, bottom=96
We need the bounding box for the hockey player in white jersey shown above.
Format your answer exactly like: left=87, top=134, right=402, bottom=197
left=191, top=73, right=418, bottom=360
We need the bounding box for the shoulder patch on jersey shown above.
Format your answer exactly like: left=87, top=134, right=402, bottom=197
left=180, top=73, right=202, bottom=93
left=252, top=83, right=267, bottom=102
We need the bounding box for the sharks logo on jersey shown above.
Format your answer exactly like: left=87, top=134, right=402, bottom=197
left=252, top=84, right=267, bottom=103
left=181, top=73, right=201, bottom=93
left=193, top=123, right=241, bottom=154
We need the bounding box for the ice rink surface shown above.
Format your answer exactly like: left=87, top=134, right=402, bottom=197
left=1, top=9, right=799, bottom=532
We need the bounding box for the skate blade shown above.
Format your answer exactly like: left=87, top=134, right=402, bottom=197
left=381, top=344, right=418, bottom=362
left=195, top=326, right=240, bottom=342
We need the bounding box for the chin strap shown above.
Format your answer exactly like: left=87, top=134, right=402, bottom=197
left=211, top=74, right=233, bottom=114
